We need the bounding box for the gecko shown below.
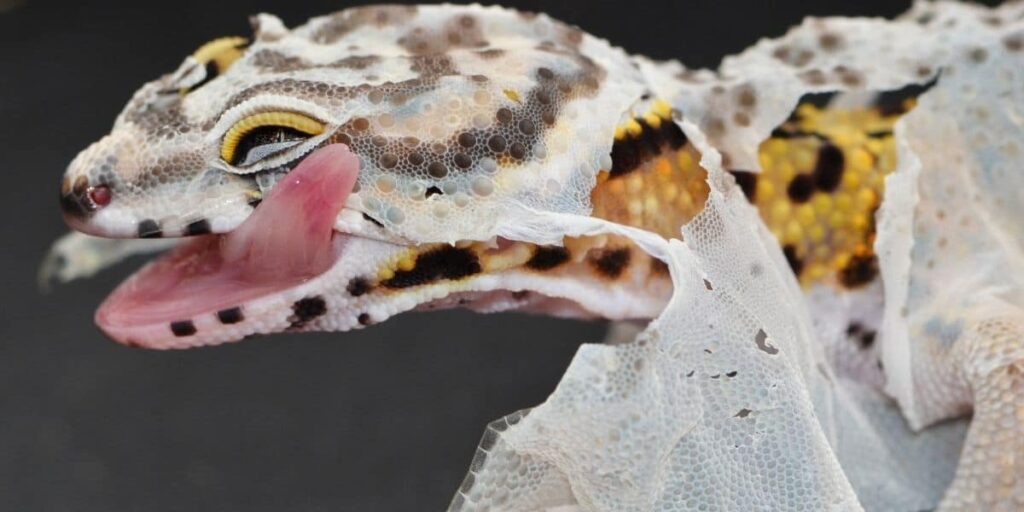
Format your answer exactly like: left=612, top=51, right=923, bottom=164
left=46, top=4, right=1023, bottom=510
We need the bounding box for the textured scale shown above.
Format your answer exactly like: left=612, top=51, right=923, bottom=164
left=45, top=2, right=1024, bottom=511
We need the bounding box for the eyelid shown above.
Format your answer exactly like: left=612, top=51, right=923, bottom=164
left=220, top=111, right=326, bottom=164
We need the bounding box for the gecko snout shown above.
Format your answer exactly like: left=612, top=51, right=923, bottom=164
left=60, top=174, right=112, bottom=223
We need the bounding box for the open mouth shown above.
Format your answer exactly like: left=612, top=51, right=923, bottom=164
left=95, top=144, right=360, bottom=346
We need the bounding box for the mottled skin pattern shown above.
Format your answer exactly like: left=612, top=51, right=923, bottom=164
left=49, top=4, right=1022, bottom=510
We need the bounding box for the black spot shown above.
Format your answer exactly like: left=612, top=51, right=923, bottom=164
left=217, top=307, right=244, bottom=325
left=382, top=246, right=481, bottom=288
left=726, top=371, right=738, bottom=378
left=170, top=320, right=196, bottom=337
left=357, top=313, right=372, bottom=326
left=291, top=296, right=327, bottom=327
left=858, top=331, right=876, bottom=348
left=591, top=248, right=631, bottom=278
left=634, top=119, right=664, bottom=161
left=811, top=143, right=845, bottom=192
left=730, top=170, right=758, bottom=202
left=425, top=186, right=443, bottom=198
left=138, top=219, right=163, bottom=238
left=526, top=246, right=570, bottom=270
left=782, top=245, right=804, bottom=275
left=185, top=219, right=211, bottom=236
left=703, top=278, right=714, bottom=290
left=786, top=174, right=815, bottom=203
left=609, top=137, right=640, bottom=176
left=346, top=277, right=372, bottom=297
left=735, top=408, right=752, bottom=418
left=362, top=213, right=384, bottom=228
left=754, top=328, right=779, bottom=355
left=846, top=322, right=877, bottom=348
left=661, top=119, right=687, bottom=149
left=838, top=253, right=879, bottom=288
left=247, top=195, right=263, bottom=208
left=608, top=117, right=688, bottom=177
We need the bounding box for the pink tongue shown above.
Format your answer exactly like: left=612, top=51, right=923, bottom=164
left=96, top=144, right=359, bottom=331
left=222, top=144, right=358, bottom=278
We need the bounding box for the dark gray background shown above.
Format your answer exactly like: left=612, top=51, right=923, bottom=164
left=0, top=0, right=934, bottom=510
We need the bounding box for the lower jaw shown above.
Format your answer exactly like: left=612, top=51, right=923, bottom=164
left=95, top=233, right=349, bottom=347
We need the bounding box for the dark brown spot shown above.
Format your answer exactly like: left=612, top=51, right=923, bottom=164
left=347, top=277, right=372, bottom=297
left=1004, top=35, right=1022, bottom=52
left=799, top=69, right=827, bottom=85
left=352, top=117, right=370, bottom=131
left=730, top=170, right=758, bottom=202
left=703, top=279, right=713, bottom=291
left=787, top=174, right=815, bottom=203
left=754, top=328, right=779, bottom=355
left=818, top=33, right=842, bottom=51
left=217, top=307, right=244, bottom=325
left=138, top=219, right=162, bottom=238
left=735, top=408, right=752, bottom=418
left=454, top=153, right=472, bottom=169
left=408, top=152, right=425, bottom=166
left=782, top=245, right=804, bottom=275
left=509, top=142, right=527, bottom=160
left=357, top=313, right=372, bottom=326
left=537, top=67, right=554, bottom=80
left=839, top=253, right=879, bottom=288
left=457, top=132, right=476, bottom=148
left=381, top=246, right=481, bottom=288
left=737, top=88, right=757, bottom=108
left=170, top=320, right=196, bottom=337
left=476, top=48, right=505, bottom=59
left=379, top=153, right=398, bottom=169
left=487, top=135, right=507, bottom=152
left=846, top=322, right=877, bottom=348
left=812, top=143, right=844, bottom=192
left=291, top=296, right=327, bottom=327
left=518, top=119, right=536, bottom=135
left=591, top=248, right=631, bottom=279
left=185, top=219, right=211, bottom=236
left=495, top=108, right=513, bottom=123
left=428, top=162, right=448, bottom=178
left=526, top=246, right=570, bottom=270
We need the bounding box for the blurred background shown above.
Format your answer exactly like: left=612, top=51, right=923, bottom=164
left=0, top=0, right=961, bottom=510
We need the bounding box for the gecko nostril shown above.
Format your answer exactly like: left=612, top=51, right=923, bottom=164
left=87, top=185, right=112, bottom=208
left=60, top=176, right=105, bottom=219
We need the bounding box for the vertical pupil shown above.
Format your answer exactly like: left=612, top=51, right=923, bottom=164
left=232, top=125, right=307, bottom=165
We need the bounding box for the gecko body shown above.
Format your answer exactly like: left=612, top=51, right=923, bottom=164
left=48, top=4, right=1024, bottom=510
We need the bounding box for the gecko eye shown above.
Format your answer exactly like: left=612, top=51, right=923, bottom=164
left=221, top=111, right=326, bottom=166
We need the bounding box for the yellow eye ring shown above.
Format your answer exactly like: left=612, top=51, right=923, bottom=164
left=220, top=111, right=326, bottom=164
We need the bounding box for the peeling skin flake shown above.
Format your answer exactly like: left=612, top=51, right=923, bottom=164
left=452, top=2, right=1023, bottom=511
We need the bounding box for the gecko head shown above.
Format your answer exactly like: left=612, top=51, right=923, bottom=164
left=60, top=6, right=672, bottom=348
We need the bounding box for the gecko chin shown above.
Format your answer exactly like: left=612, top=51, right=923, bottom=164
left=95, top=144, right=360, bottom=349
